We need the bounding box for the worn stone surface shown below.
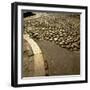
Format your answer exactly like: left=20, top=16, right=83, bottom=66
left=23, top=12, right=80, bottom=77
left=24, top=12, right=80, bottom=51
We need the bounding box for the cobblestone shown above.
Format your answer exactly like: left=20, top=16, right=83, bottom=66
left=24, top=12, right=80, bottom=51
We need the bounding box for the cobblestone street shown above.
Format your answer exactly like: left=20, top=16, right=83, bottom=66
left=23, top=12, right=80, bottom=77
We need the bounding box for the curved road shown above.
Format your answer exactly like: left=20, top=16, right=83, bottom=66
left=24, top=34, right=45, bottom=76
left=23, top=34, right=80, bottom=77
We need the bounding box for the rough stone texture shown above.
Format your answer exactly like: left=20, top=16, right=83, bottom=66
left=23, top=12, right=80, bottom=76
left=24, top=12, right=80, bottom=51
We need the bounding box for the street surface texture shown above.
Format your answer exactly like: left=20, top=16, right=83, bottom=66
left=23, top=12, right=80, bottom=77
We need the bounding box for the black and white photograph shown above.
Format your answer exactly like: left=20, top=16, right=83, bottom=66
left=23, top=11, right=80, bottom=77
left=11, top=2, right=88, bottom=87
